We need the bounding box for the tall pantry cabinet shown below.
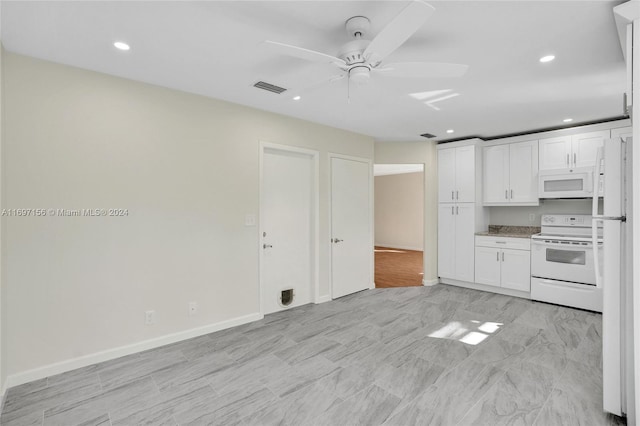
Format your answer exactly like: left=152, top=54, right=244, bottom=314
left=437, top=140, right=488, bottom=284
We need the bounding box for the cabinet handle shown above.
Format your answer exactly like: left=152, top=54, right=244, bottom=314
left=451, top=206, right=454, bottom=215
left=510, top=189, right=514, bottom=199
left=456, top=206, right=459, bottom=215
left=456, top=191, right=459, bottom=200
left=497, top=252, right=499, bottom=261
left=452, top=191, right=454, bottom=200
left=502, top=252, right=505, bottom=261
left=505, top=190, right=508, bottom=199
left=574, top=153, right=577, bottom=166
left=566, top=154, right=570, bottom=165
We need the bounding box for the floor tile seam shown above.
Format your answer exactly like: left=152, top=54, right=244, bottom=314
left=107, top=411, right=113, bottom=426
left=452, top=365, right=507, bottom=426
left=529, top=361, right=569, bottom=426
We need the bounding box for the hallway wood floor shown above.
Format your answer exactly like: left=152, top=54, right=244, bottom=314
left=1, top=285, right=625, bottom=426
left=375, top=246, right=424, bottom=288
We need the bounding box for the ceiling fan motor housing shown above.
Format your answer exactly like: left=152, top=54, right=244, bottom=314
left=349, top=65, right=371, bottom=85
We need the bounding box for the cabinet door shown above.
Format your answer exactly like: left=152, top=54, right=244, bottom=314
left=454, top=203, right=476, bottom=282
left=539, top=136, right=571, bottom=170
left=437, top=204, right=456, bottom=279
left=455, top=146, right=476, bottom=202
left=483, top=145, right=509, bottom=204
left=571, top=131, right=609, bottom=169
left=474, top=247, right=501, bottom=287
left=509, top=140, right=539, bottom=204
left=438, top=148, right=456, bottom=203
left=611, top=127, right=632, bottom=140
left=501, top=249, right=531, bottom=292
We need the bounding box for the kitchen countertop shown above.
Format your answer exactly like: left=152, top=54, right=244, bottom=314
left=475, top=225, right=541, bottom=239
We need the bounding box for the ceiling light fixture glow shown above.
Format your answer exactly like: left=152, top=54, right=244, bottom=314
left=114, top=41, right=130, bottom=51
left=446, top=129, right=454, bottom=134
left=539, top=55, right=555, bottom=63
left=293, top=96, right=301, bottom=101
left=563, top=118, right=573, bottom=123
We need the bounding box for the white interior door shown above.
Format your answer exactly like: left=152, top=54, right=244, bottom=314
left=261, top=148, right=313, bottom=314
left=331, top=156, right=372, bottom=299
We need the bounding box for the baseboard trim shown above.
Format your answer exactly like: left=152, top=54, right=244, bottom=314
left=422, top=278, right=439, bottom=286
left=315, top=295, right=331, bottom=304
left=439, top=278, right=531, bottom=299
left=374, top=243, right=424, bottom=252
left=3, top=312, right=263, bottom=392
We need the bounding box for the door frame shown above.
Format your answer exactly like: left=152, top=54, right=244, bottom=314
left=259, top=142, right=320, bottom=315
left=328, top=153, right=375, bottom=300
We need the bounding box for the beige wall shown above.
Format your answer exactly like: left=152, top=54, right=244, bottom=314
left=374, top=172, right=424, bottom=250
left=2, top=52, right=374, bottom=384
left=374, top=141, right=437, bottom=284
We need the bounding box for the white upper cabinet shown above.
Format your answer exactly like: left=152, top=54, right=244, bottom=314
left=483, top=145, right=509, bottom=204
left=611, top=127, right=632, bottom=140
left=571, top=131, right=609, bottom=168
left=438, top=145, right=476, bottom=203
left=483, top=140, right=538, bottom=206
left=539, top=131, right=610, bottom=171
left=509, top=141, right=539, bottom=203
left=455, top=146, right=476, bottom=202
left=438, top=148, right=456, bottom=203
left=539, top=136, right=572, bottom=170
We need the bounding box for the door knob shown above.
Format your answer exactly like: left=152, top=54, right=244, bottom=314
left=332, top=238, right=343, bottom=243
left=263, top=244, right=273, bottom=249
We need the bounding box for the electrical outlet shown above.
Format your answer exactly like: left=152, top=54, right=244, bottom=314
left=188, top=302, right=198, bottom=316
left=529, top=214, right=536, bottom=223
left=145, top=310, right=156, bottom=325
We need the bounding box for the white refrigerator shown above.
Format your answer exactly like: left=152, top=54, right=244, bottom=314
left=592, top=137, right=635, bottom=421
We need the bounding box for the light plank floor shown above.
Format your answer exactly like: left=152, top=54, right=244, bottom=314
left=1, top=285, right=626, bottom=426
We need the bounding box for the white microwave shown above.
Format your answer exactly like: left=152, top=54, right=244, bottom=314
left=538, top=167, right=600, bottom=198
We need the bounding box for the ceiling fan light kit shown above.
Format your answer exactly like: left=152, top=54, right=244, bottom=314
left=263, top=0, right=469, bottom=98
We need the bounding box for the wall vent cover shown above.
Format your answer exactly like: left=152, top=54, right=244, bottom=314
left=420, top=133, right=437, bottom=139
left=253, top=81, right=287, bottom=94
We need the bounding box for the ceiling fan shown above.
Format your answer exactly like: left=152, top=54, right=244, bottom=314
left=263, top=0, right=468, bottom=96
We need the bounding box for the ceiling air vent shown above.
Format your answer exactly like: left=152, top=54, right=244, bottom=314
left=253, top=81, right=287, bottom=94
left=420, top=133, right=437, bottom=139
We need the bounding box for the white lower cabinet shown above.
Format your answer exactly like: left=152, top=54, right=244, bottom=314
left=474, top=236, right=531, bottom=292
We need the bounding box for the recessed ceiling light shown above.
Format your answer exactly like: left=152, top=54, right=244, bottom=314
left=539, top=55, right=555, bottom=63
left=563, top=118, right=573, bottom=123
left=114, top=41, right=130, bottom=51
left=293, top=96, right=301, bottom=101
left=446, top=129, right=454, bottom=134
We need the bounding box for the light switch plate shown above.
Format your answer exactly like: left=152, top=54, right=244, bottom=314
left=245, top=214, right=256, bottom=227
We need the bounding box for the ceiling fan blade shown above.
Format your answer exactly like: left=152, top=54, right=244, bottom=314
left=364, top=1, right=435, bottom=65
left=263, top=41, right=346, bottom=67
left=375, top=62, right=469, bottom=78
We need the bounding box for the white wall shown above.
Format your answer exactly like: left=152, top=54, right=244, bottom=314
left=488, top=199, right=592, bottom=226
left=1, top=52, right=374, bottom=385
left=374, top=171, right=424, bottom=251
left=374, top=141, right=437, bottom=284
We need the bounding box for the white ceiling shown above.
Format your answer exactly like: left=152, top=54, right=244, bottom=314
left=1, top=1, right=627, bottom=142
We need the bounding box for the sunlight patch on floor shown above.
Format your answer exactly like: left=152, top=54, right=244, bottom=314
left=428, top=319, right=503, bottom=345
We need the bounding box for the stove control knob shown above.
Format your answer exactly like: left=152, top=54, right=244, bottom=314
left=549, top=217, right=556, bottom=223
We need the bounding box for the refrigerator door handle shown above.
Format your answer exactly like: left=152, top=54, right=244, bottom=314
left=591, top=146, right=604, bottom=288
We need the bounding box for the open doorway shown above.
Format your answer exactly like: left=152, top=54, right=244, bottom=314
left=374, top=164, right=424, bottom=288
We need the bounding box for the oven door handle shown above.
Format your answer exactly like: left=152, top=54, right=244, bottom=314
left=531, top=239, right=594, bottom=249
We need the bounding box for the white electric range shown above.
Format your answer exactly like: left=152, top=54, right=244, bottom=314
left=530, top=214, right=603, bottom=312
